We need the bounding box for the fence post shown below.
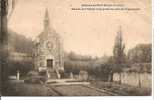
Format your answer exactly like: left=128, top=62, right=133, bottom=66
left=138, top=73, right=141, bottom=88
left=17, top=70, right=20, bottom=80
left=119, top=72, right=122, bottom=84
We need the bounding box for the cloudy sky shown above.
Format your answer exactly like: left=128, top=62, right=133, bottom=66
left=8, top=0, right=151, bottom=57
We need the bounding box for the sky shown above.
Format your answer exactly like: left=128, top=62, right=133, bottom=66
left=8, top=0, right=151, bottom=57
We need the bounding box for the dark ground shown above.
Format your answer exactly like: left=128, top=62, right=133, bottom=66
left=90, top=81, right=151, bottom=96
left=2, top=80, right=151, bottom=96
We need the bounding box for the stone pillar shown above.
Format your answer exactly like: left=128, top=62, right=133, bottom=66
left=70, top=72, right=73, bottom=79
left=17, top=70, right=20, bottom=80
left=47, top=70, right=50, bottom=78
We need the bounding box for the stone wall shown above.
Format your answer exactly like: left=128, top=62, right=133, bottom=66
left=113, top=72, right=151, bottom=89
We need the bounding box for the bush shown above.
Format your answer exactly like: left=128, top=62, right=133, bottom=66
left=8, top=59, right=34, bottom=77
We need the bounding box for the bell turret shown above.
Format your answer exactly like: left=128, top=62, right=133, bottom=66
left=44, top=8, right=50, bottom=30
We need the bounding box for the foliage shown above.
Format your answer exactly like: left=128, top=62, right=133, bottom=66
left=65, top=51, right=93, bottom=61
left=64, top=52, right=95, bottom=74
left=64, top=60, right=90, bottom=75
left=64, top=52, right=113, bottom=81
left=8, top=59, right=34, bottom=76
left=6, top=30, right=35, bottom=76
left=113, top=27, right=126, bottom=64
left=127, top=44, right=151, bottom=63
left=8, top=30, right=34, bottom=55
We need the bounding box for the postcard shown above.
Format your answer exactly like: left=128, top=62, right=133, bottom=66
left=0, top=0, right=152, bottom=97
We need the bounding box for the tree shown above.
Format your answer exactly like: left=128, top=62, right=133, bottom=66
left=1, top=0, right=18, bottom=94
left=1, top=0, right=9, bottom=86
left=8, top=31, right=34, bottom=55
left=127, top=44, right=151, bottom=63
left=113, top=26, right=126, bottom=64
left=110, top=26, right=126, bottom=83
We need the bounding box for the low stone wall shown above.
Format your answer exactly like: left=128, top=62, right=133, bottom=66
left=113, top=72, right=151, bottom=89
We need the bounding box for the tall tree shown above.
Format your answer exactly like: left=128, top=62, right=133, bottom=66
left=110, top=26, right=126, bottom=83
left=1, top=0, right=17, bottom=94
left=1, top=0, right=9, bottom=94
left=113, top=26, right=126, bottom=64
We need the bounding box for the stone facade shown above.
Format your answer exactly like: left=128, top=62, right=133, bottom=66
left=34, top=9, right=64, bottom=78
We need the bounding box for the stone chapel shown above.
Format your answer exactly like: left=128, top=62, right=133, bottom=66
left=34, top=9, right=64, bottom=79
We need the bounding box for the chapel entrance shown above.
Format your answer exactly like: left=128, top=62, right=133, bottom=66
left=47, top=59, right=53, bottom=68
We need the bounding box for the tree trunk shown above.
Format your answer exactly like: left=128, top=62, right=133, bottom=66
left=1, top=0, right=9, bottom=95
left=108, top=73, right=113, bottom=82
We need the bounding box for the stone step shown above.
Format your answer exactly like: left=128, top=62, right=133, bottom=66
left=48, top=71, right=58, bottom=79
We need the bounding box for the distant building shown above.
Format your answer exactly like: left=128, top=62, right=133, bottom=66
left=34, top=9, right=64, bottom=79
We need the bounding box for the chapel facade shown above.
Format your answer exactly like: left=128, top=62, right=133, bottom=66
left=34, top=9, right=64, bottom=79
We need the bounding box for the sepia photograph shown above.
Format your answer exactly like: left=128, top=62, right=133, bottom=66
left=0, top=0, right=152, bottom=96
